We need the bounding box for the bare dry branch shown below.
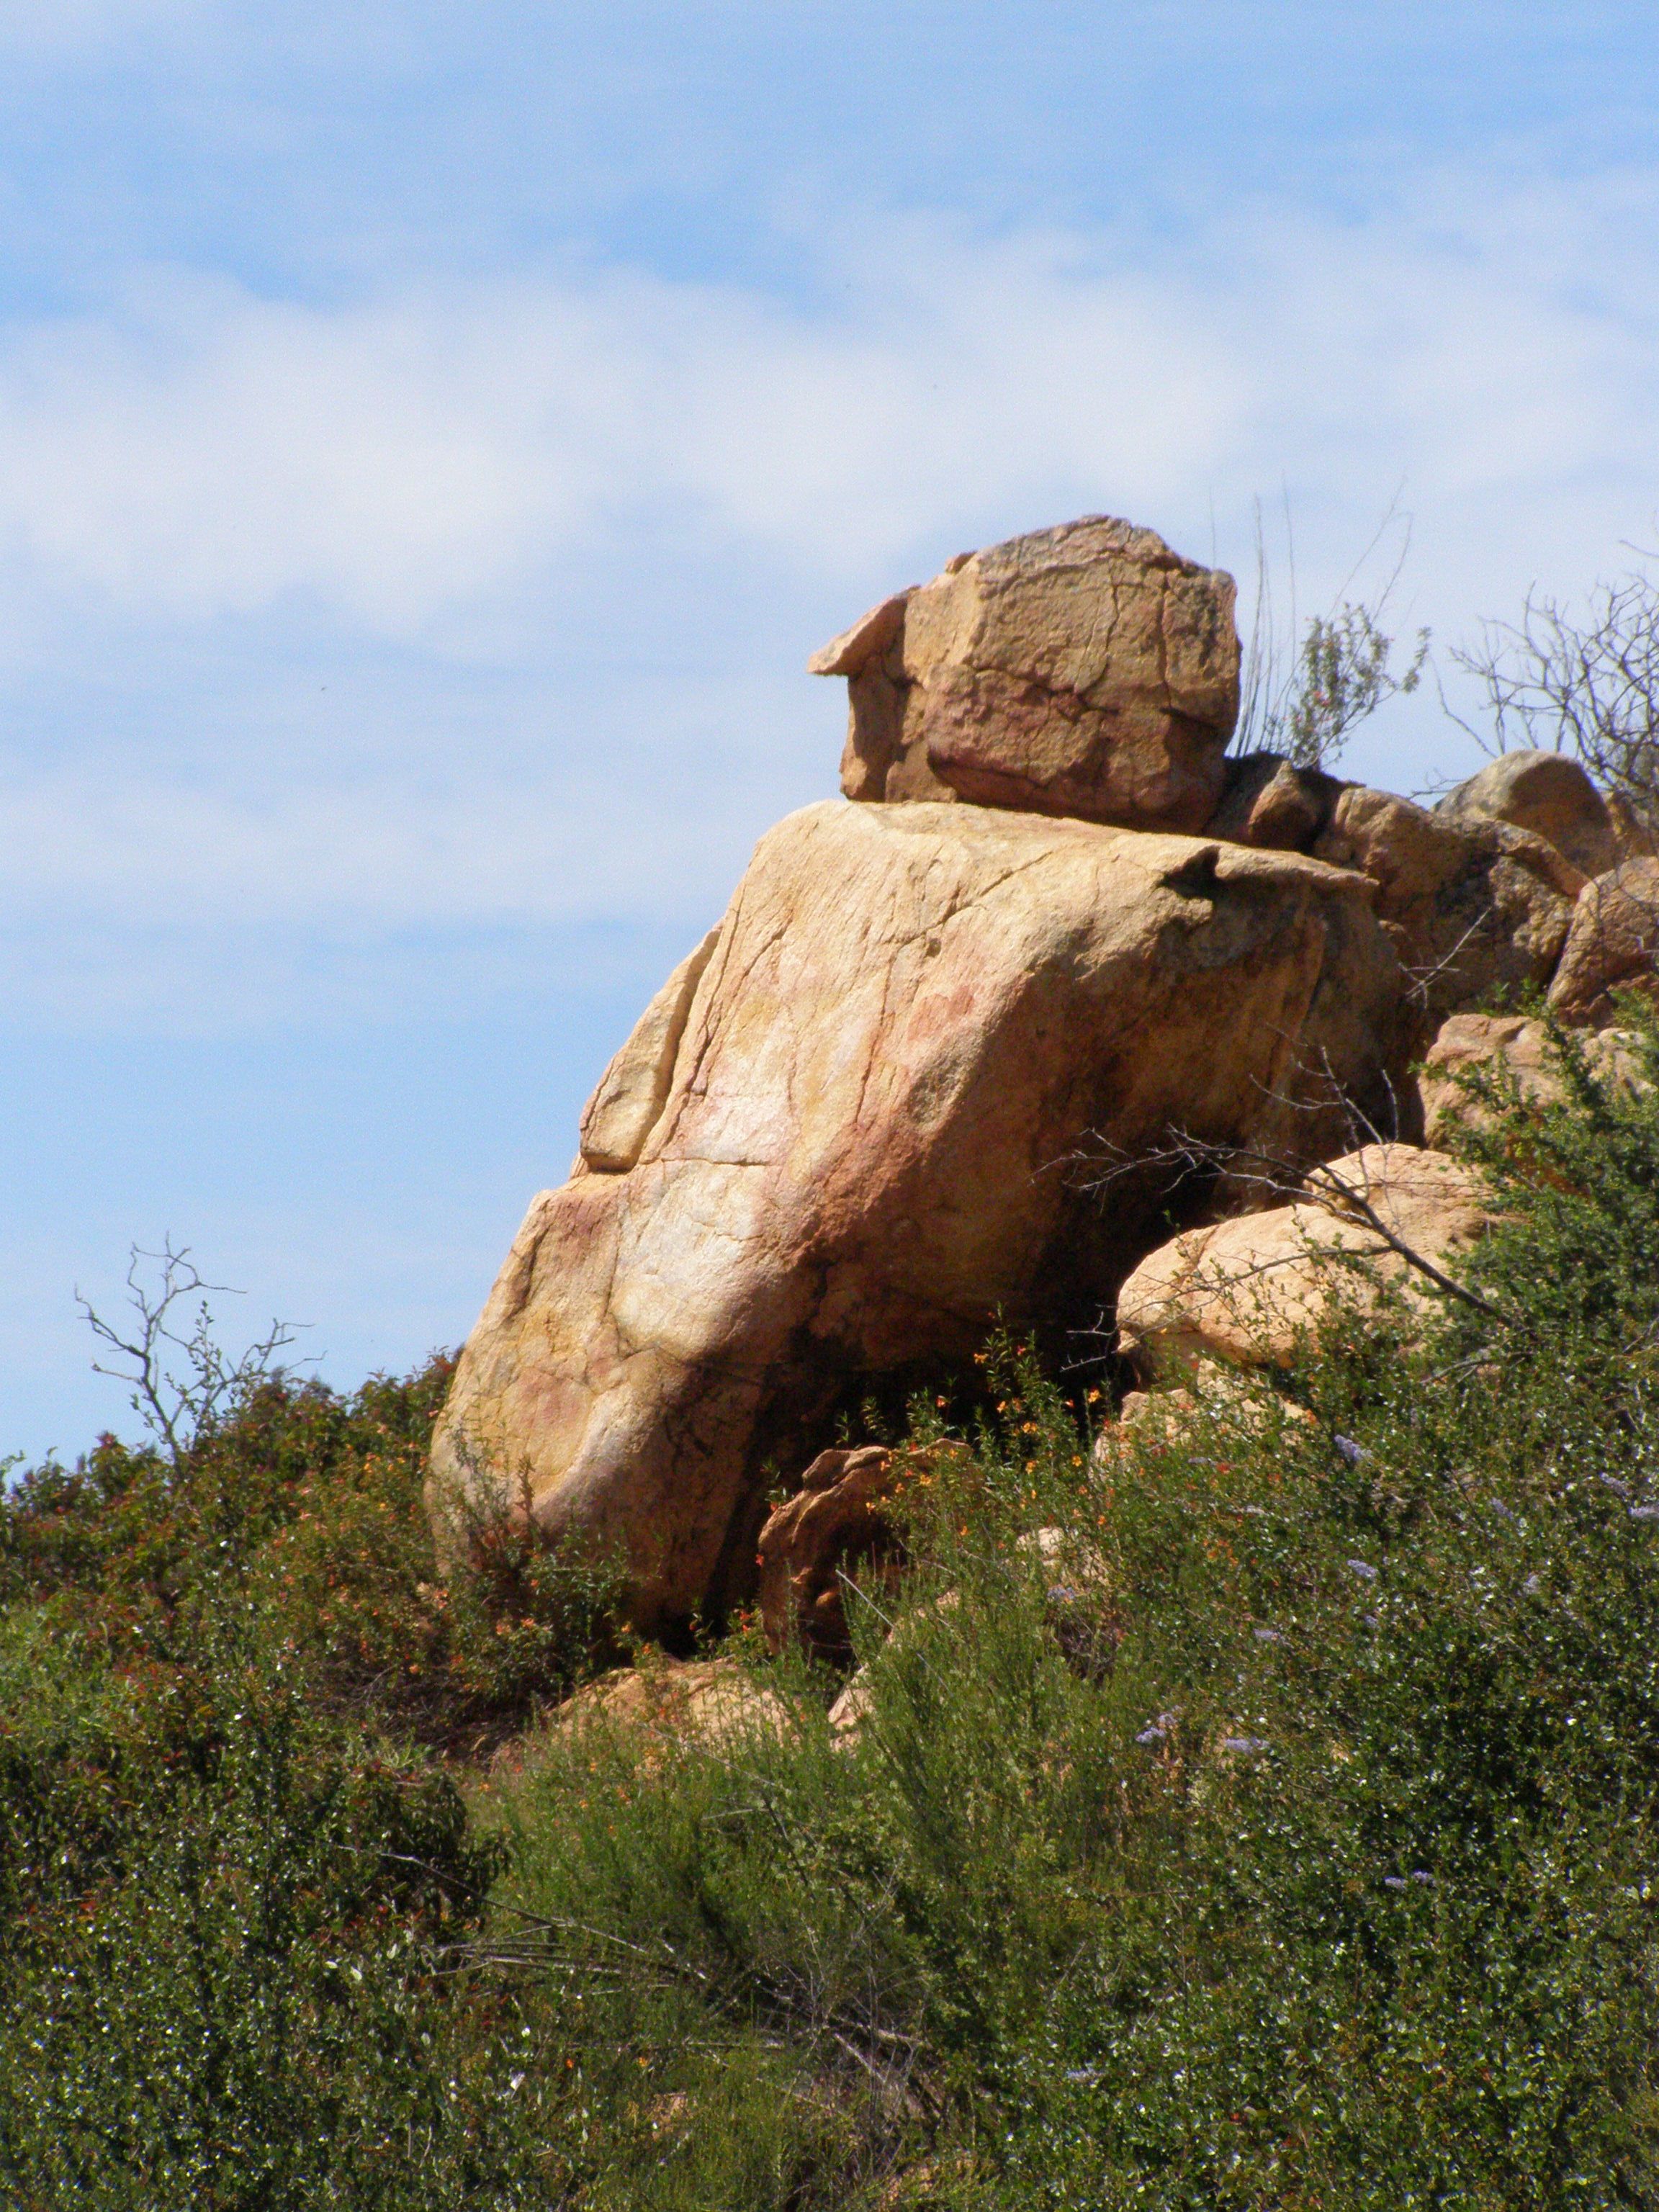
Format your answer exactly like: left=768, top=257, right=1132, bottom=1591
left=75, top=1238, right=309, bottom=1463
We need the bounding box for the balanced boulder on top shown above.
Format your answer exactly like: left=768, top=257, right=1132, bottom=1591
left=811, top=516, right=1239, bottom=833
left=431, top=511, right=1659, bottom=1635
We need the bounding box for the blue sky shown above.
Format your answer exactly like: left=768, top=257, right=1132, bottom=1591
left=4, top=2, right=1659, bottom=1460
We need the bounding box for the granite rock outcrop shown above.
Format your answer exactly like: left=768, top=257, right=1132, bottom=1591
left=432, top=799, right=1407, bottom=1625
left=433, top=514, right=1659, bottom=1633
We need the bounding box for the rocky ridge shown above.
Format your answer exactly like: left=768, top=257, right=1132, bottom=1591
left=430, top=516, right=1659, bottom=1634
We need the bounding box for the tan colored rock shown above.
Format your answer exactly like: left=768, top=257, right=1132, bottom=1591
left=536, top=1658, right=795, bottom=1759
left=1093, top=1365, right=1313, bottom=1467
left=812, top=517, right=1240, bottom=832
left=827, top=1668, right=876, bottom=1738
left=579, top=928, right=721, bottom=1173
left=1016, top=1524, right=1110, bottom=1586
left=1547, top=859, right=1659, bottom=1025
left=806, top=590, right=912, bottom=679
left=1116, top=1143, right=1494, bottom=1375
left=1313, top=786, right=1582, bottom=1025
left=1436, top=750, right=1618, bottom=879
left=756, top=1441, right=969, bottom=1663
left=1417, top=1012, right=1647, bottom=1144
left=1607, top=791, right=1659, bottom=865
left=1205, top=753, right=1341, bottom=852
left=1095, top=1387, right=1199, bottom=1460
left=431, top=799, right=1410, bottom=1627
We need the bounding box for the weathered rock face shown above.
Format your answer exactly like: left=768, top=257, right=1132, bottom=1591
left=432, top=798, right=1409, bottom=1627
left=1311, top=786, right=1583, bottom=1026
left=1548, top=859, right=1659, bottom=1025
left=1437, top=750, right=1619, bottom=881
left=1116, top=1143, right=1494, bottom=1375
left=436, top=513, right=1656, bottom=1653
left=812, top=518, right=1240, bottom=833
left=1416, top=1012, right=1647, bottom=1145
left=579, top=928, right=721, bottom=1173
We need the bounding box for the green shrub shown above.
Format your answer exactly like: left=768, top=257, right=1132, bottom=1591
left=475, top=1007, right=1659, bottom=2206
left=0, top=1641, right=553, bottom=2208
left=10, top=1007, right=1659, bottom=2206
left=0, top=1357, right=618, bottom=2207
left=1, top=1355, right=621, bottom=1755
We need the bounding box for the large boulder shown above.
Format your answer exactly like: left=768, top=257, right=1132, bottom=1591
left=1116, top=1143, right=1494, bottom=1375
left=1436, top=750, right=1619, bottom=879
left=1547, top=859, right=1659, bottom=1025
left=1311, top=786, right=1583, bottom=1027
left=811, top=518, right=1239, bottom=833
left=432, top=799, right=1409, bottom=1628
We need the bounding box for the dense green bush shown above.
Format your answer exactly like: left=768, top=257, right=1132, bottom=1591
left=480, top=1004, right=1659, bottom=2207
left=0, top=1359, right=615, bottom=2207
left=7, top=1003, right=1659, bottom=2205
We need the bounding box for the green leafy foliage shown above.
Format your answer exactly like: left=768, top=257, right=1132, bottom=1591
left=481, top=1005, right=1659, bottom=2206
left=0, top=1358, right=619, bottom=2207
left=8, top=1007, right=1659, bottom=2204
left=1280, top=601, right=1429, bottom=768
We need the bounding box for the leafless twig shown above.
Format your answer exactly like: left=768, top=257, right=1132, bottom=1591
left=76, top=1239, right=308, bottom=1464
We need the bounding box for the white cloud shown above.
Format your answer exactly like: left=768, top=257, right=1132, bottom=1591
left=2, top=158, right=1659, bottom=971
left=0, top=243, right=1237, bottom=633
left=0, top=167, right=1655, bottom=633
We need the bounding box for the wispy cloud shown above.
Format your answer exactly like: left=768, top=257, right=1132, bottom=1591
left=1, top=168, right=1654, bottom=629
left=1, top=160, right=1658, bottom=1005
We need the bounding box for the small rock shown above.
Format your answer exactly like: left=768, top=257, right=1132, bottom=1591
left=756, top=1441, right=969, bottom=1663
left=1116, top=1144, right=1495, bottom=1375
left=1436, top=750, right=1618, bottom=880
left=1547, top=859, right=1659, bottom=1027
left=501, top=1658, right=796, bottom=1772
left=1205, top=752, right=1341, bottom=852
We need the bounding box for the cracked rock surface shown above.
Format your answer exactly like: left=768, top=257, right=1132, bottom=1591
left=432, top=798, right=1408, bottom=1627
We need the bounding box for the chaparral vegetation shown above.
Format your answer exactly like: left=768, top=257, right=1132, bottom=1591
left=10, top=530, right=1659, bottom=2208
left=1, top=1002, right=1658, bottom=2209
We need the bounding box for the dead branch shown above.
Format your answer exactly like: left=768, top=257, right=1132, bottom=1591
left=75, top=1238, right=309, bottom=1464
